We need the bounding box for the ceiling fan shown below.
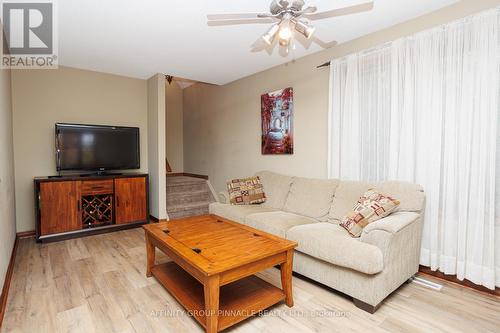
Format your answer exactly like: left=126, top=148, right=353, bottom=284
left=207, top=1, right=374, bottom=49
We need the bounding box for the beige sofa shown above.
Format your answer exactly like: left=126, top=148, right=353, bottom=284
left=209, top=171, right=425, bottom=313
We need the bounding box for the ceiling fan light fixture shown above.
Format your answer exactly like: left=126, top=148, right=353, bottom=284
left=295, top=20, right=315, bottom=39
left=262, top=24, right=280, bottom=44
left=278, top=24, right=292, bottom=41
left=278, top=14, right=293, bottom=41
left=279, top=38, right=290, bottom=47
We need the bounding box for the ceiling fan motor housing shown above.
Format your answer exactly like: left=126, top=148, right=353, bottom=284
left=290, top=0, right=306, bottom=12
left=270, top=1, right=284, bottom=15
left=270, top=0, right=305, bottom=16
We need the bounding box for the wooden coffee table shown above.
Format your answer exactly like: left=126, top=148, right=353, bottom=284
left=143, top=214, right=297, bottom=333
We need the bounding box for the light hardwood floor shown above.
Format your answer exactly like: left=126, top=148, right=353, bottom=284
left=2, top=228, right=499, bottom=333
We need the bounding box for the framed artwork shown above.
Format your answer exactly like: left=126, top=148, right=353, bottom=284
left=261, top=87, right=294, bottom=154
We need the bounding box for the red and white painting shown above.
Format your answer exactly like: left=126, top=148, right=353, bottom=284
left=261, top=87, right=294, bottom=155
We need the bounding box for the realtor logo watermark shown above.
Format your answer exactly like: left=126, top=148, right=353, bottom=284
left=1, top=0, right=58, bottom=68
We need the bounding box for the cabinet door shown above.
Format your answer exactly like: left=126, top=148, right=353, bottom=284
left=40, top=181, right=81, bottom=235
left=115, top=177, right=147, bottom=224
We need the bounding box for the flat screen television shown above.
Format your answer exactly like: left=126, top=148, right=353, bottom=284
left=56, top=123, right=140, bottom=172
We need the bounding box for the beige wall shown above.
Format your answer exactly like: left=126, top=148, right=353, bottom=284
left=183, top=0, right=500, bottom=195
left=166, top=82, right=184, bottom=172
left=147, top=74, right=167, bottom=219
left=0, top=44, right=17, bottom=289
left=11, top=66, right=148, bottom=232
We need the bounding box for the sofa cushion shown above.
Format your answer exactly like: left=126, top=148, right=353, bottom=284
left=286, top=223, right=384, bottom=274
left=328, top=180, right=374, bottom=223
left=340, top=189, right=400, bottom=237
left=226, top=176, right=266, bottom=205
left=255, top=171, right=293, bottom=209
left=375, top=181, right=425, bottom=213
left=245, top=211, right=316, bottom=238
left=208, top=202, right=277, bottom=224
left=283, top=177, right=339, bottom=221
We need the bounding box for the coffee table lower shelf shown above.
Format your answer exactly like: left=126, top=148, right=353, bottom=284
left=151, top=262, right=286, bottom=332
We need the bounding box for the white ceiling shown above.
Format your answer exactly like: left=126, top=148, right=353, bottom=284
left=59, top=0, right=458, bottom=85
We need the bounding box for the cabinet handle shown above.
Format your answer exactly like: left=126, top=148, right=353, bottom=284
left=77, top=200, right=80, bottom=211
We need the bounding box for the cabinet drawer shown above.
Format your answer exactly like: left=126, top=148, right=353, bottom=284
left=81, top=180, right=114, bottom=195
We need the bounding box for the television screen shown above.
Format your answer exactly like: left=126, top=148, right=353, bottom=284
left=56, top=123, right=140, bottom=171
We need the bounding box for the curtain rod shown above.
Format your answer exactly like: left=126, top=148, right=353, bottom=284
left=317, top=41, right=390, bottom=68
left=317, top=61, right=330, bottom=68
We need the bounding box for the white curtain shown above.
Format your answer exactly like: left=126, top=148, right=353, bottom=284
left=328, top=8, right=500, bottom=289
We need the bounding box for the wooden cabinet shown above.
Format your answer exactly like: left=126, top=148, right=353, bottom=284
left=35, top=174, right=149, bottom=242
left=39, top=181, right=81, bottom=235
left=115, top=177, right=147, bottom=224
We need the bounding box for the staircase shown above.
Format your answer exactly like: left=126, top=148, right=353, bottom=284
left=166, top=176, right=214, bottom=219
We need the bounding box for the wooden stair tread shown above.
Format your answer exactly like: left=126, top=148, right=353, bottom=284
left=167, top=201, right=211, bottom=212
left=167, top=189, right=209, bottom=196
left=167, top=176, right=207, bottom=186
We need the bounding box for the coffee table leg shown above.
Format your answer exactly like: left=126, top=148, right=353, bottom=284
left=204, top=275, right=220, bottom=333
left=145, top=233, right=155, bottom=277
left=280, top=249, right=294, bottom=307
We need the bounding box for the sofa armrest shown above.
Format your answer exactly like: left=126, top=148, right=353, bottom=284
left=360, top=211, right=422, bottom=267
left=362, top=212, right=420, bottom=235
left=356, top=211, right=423, bottom=307
left=218, top=191, right=229, bottom=204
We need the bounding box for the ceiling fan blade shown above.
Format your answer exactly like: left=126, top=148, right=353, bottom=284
left=311, top=36, right=338, bottom=49
left=207, top=18, right=276, bottom=26
left=304, top=1, right=374, bottom=20
left=293, top=31, right=337, bottom=50
left=301, top=6, right=317, bottom=14
left=207, top=13, right=268, bottom=20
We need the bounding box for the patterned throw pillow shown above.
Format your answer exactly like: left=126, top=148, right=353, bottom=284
left=227, top=176, right=266, bottom=205
left=340, top=189, right=400, bottom=237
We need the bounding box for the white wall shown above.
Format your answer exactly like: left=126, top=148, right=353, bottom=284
left=11, top=66, right=148, bottom=232
left=147, top=74, right=167, bottom=219
left=183, top=66, right=327, bottom=193
left=0, top=42, right=17, bottom=289
left=166, top=82, right=184, bottom=172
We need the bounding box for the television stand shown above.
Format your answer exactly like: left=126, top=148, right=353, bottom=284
left=34, top=173, right=149, bottom=242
